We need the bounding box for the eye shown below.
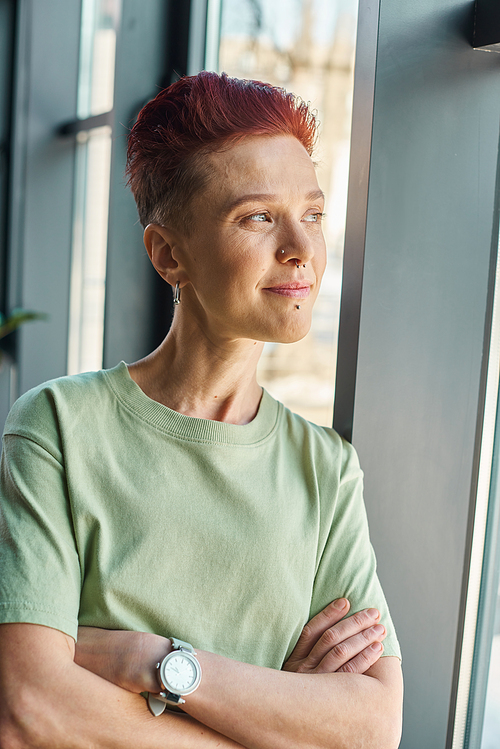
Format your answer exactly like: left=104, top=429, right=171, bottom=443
left=248, top=212, right=269, bottom=222
left=303, top=212, right=325, bottom=223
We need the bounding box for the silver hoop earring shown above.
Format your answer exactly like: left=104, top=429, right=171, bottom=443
left=173, top=281, right=181, bottom=305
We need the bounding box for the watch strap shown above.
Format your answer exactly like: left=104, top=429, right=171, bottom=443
left=170, top=637, right=196, bottom=654
left=147, top=691, right=185, bottom=716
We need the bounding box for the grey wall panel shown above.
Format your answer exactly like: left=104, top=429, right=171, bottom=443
left=11, top=0, right=81, bottom=395
left=0, top=365, right=14, bottom=433
left=337, top=0, right=500, bottom=746
left=103, top=0, right=172, bottom=368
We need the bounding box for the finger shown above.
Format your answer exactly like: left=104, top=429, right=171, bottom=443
left=336, top=641, right=384, bottom=675
left=289, top=599, right=350, bottom=661
left=306, top=609, right=381, bottom=669
left=314, top=623, right=386, bottom=673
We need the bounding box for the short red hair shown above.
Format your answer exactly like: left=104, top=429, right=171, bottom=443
left=126, top=71, right=318, bottom=231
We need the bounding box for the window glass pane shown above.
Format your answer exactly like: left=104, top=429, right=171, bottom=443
left=77, top=0, right=119, bottom=118
left=68, top=0, right=120, bottom=375
left=217, top=0, right=358, bottom=425
left=473, top=430, right=500, bottom=749
left=481, top=577, right=500, bottom=748
left=68, top=126, right=112, bottom=374
left=457, top=229, right=500, bottom=749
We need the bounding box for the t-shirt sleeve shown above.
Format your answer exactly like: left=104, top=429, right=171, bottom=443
left=310, top=437, right=401, bottom=660
left=0, top=394, right=81, bottom=639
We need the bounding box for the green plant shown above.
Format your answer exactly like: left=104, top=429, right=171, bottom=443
left=0, top=309, right=48, bottom=364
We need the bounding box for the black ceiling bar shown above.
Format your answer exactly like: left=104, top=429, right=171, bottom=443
left=473, top=0, right=500, bottom=50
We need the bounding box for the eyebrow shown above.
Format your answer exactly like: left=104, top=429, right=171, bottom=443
left=223, top=189, right=325, bottom=214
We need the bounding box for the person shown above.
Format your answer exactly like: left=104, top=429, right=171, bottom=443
left=0, top=72, right=402, bottom=748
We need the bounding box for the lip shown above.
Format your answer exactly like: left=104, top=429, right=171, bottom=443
left=264, top=282, right=312, bottom=299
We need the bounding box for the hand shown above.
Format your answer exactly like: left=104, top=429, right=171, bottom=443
left=75, top=627, right=171, bottom=693
left=282, top=599, right=386, bottom=675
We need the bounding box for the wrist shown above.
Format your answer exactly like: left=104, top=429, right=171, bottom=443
left=126, top=633, right=172, bottom=693
left=147, top=638, right=203, bottom=716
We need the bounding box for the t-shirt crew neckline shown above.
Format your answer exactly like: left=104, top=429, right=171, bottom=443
left=103, top=361, right=280, bottom=446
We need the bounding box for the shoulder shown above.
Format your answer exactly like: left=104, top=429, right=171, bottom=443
left=3, top=364, right=124, bottom=443
left=271, top=394, right=363, bottom=484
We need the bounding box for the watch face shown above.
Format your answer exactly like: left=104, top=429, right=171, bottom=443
left=160, top=651, right=201, bottom=695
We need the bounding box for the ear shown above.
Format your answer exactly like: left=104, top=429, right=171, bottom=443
left=143, top=224, right=189, bottom=288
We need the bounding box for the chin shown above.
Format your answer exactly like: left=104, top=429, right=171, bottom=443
left=278, top=332, right=309, bottom=344
left=267, top=323, right=311, bottom=345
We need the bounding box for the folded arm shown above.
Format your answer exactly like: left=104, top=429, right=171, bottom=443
left=0, top=623, right=243, bottom=749
left=191, top=650, right=402, bottom=749
left=0, top=601, right=402, bottom=749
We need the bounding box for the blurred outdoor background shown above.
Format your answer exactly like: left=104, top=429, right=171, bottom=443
left=218, top=0, right=358, bottom=425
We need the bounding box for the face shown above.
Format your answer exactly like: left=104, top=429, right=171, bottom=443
left=172, top=134, right=326, bottom=345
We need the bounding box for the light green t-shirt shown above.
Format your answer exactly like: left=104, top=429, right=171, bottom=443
left=0, top=363, right=400, bottom=667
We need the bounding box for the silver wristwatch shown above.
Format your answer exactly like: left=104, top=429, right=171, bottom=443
left=147, top=638, right=202, bottom=717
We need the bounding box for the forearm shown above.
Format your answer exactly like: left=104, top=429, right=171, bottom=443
left=9, top=668, right=241, bottom=749
left=185, top=651, right=402, bottom=749
left=0, top=624, right=243, bottom=749
left=76, top=631, right=402, bottom=749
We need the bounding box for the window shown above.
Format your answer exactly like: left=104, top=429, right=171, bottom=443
left=452, top=224, right=500, bottom=748
left=67, top=0, right=120, bottom=374
left=214, top=0, right=358, bottom=425
left=464, top=386, right=500, bottom=748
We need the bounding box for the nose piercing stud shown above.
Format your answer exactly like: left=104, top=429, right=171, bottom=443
left=281, top=251, right=305, bottom=268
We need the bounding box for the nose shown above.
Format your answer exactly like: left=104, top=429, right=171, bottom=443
left=276, top=223, right=315, bottom=267
left=278, top=249, right=306, bottom=267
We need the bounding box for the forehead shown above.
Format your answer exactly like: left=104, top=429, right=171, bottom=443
left=199, top=135, right=321, bottom=211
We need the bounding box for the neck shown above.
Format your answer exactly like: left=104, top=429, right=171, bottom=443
left=128, top=314, right=265, bottom=425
